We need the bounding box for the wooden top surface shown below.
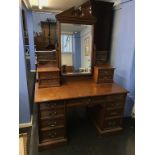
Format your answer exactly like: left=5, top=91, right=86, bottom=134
left=34, top=80, right=128, bottom=103
left=37, top=65, right=60, bottom=72
left=94, top=64, right=115, bottom=69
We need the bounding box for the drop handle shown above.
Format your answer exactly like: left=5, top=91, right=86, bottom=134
left=50, top=111, right=57, bottom=115
left=49, top=132, right=57, bottom=138
left=50, top=122, right=57, bottom=127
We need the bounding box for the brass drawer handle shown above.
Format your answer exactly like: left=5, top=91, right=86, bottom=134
left=50, top=122, right=57, bottom=127
left=49, top=132, right=57, bottom=138
left=47, top=103, right=57, bottom=107
left=49, top=111, right=57, bottom=116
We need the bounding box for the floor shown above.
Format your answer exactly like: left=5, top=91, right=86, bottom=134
left=39, top=108, right=135, bottom=155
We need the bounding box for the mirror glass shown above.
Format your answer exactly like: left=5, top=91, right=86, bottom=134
left=61, top=23, right=93, bottom=75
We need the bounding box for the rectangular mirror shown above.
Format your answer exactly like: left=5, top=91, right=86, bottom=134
left=60, top=23, right=93, bottom=75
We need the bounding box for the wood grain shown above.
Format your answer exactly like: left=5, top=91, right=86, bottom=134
left=34, top=79, right=128, bottom=103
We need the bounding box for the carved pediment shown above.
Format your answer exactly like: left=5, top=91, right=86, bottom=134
left=56, top=1, right=96, bottom=24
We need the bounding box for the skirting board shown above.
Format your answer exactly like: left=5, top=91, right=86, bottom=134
left=19, top=115, right=33, bottom=128
left=30, top=70, right=36, bottom=72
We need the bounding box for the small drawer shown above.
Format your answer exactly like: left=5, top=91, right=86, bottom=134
left=99, top=69, right=114, bottom=77
left=96, top=60, right=107, bottom=65
left=40, top=127, right=65, bottom=142
left=105, top=101, right=124, bottom=109
left=105, top=94, right=125, bottom=102
left=40, top=101, right=65, bottom=110
left=96, top=54, right=107, bottom=60
left=38, top=72, right=59, bottom=79
left=39, top=79, right=60, bottom=85
left=102, top=118, right=122, bottom=129
left=91, top=96, right=106, bottom=105
left=105, top=108, right=123, bottom=117
left=37, top=53, right=56, bottom=60
left=38, top=79, right=60, bottom=88
left=98, top=77, right=113, bottom=83
left=40, top=109, right=64, bottom=118
left=66, top=98, right=90, bottom=107
left=40, top=117, right=65, bottom=128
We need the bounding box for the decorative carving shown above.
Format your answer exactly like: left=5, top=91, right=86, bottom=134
left=56, top=1, right=96, bottom=24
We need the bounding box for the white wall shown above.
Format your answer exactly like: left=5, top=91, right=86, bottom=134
left=80, top=26, right=92, bottom=68
left=32, top=12, right=56, bottom=33
left=110, top=0, right=135, bottom=116
left=61, top=53, right=73, bottom=66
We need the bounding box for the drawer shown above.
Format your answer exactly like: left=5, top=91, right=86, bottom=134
left=96, top=54, right=107, bottom=60
left=39, top=79, right=60, bottom=85
left=91, top=96, right=106, bottom=105
left=40, top=101, right=65, bottom=110
left=39, top=117, right=65, bottom=128
left=66, top=98, right=90, bottom=107
left=39, top=127, right=65, bottom=142
left=105, top=101, right=124, bottom=109
left=38, top=72, right=59, bottom=79
left=38, top=79, right=60, bottom=88
left=37, top=53, right=56, bottom=60
left=40, top=109, right=64, bottom=118
left=105, top=94, right=125, bottom=102
left=105, top=108, right=123, bottom=117
left=96, top=60, right=107, bottom=65
left=99, top=69, right=114, bottom=77
left=102, top=118, right=122, bottom=129
left=98, top=77, right=113, bottom=83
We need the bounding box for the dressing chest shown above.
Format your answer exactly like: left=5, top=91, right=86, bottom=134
left=34, top=1, right=128, bottom=151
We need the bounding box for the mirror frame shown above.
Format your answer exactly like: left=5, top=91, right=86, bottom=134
left=56, top=1, right=96, bottom=76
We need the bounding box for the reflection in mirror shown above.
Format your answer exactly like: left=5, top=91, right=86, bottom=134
left=61, top=23, right=93, bottom=75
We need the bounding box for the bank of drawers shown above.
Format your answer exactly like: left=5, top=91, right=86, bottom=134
left=92, top=94, right=126, bottom=131
left=38, top=101, right=66, bottom=143
left=38, top=94, right=126, bottom=143
left=38, top=71, right=60, bottom=88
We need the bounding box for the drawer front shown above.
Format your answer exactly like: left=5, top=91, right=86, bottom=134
left=91, top=94, right=125, bottom=106
left=40, top=101, right=65, bottom=110
left=38, top=72, right=59, bottom=79
left=99, top=69, right=114, bottom=77
left=105, top=108, right=123, bottom=117
left=40, top=117, right=65, bottom=128
left=105, top=94, right=125, bottom=102
left=102, top=118, right=122, bottom=129
left=39, top=79, right=60, bottom=85
left=39, top=79, right=60, bottom=88
left=96, top=60, right=107, bottom=65
left=40, top=109, right=64, bottom=118
left=105, top=101, right=124, bottom=109
left=66, top=98, right=90, bottom=107
left=40, top=127, right=65, bottom=142
left=98, top=76, right=113, bottom=83
left=91, top=96, right=106, bottom=105
left=96, top=55, right=107, bottom=60
left=37, top=53, right=56, bottom=60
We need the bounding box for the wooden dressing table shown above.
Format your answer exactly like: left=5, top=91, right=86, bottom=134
left=34, top=1, right=128, bottom=151
left=35, top=80, right=128, bottom=150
